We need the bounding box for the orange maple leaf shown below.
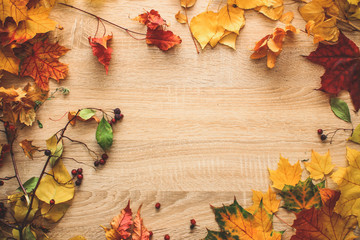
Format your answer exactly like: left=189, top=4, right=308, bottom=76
left=0, top=0, right=28, bottom=24
left=132, top=205, right=150, bottom=240
left=88, top=35, right=113, bottom=74
left=134, top=9, right=167, bottom=30
left=146, top=29, right=182, bottom=51
left=19, top=139, right=39, bottom=159
left=251, top=25, right=298, bottom=68
left=20, top=38, right=69, bottom=91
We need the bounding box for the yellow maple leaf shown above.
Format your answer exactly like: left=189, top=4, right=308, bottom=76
left=0, top=45, right=20, bottom=75
left=35, top=159, right=74, bottom=204
left=218, top=2, right=245, bottom=34
left=332, top=147, right=360, bottom=226
left=305, top=150, right=334, bottom=180
left=247, top=186, right=280, bottom=214
left=190, top=11, right=218, bottom=49
left=181, top=0, right=196, bottom=8
left=253, top=203, right=282, bottom=240
left=0, top=0, right=28, bottom=24
left=269, top=155, right=302, bottom=190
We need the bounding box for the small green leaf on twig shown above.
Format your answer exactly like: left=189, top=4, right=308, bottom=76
left=330, top=98, right=351, bottom=123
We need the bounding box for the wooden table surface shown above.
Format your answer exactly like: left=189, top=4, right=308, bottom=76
left=2, top=0, right=360, bottom=239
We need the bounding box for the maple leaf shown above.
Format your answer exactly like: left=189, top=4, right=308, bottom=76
left=0, top=0, right=28, bottom=24
left=134, top=10, right=167, bottom=30
left=146, top=29, right=182, bottom=51
left=89, top=35, right=112, bottom=74
left=305, top=150, right=334, bottom=180
left=291, top=188, right=357, bottom=240
left=19, top=139, right=38, bottom=159
left=0, top=83, right=48, bottom=125
left=331, top=147, right=360, bottom=225
left=268, top=155, right=302, bottom=190
left=280, top=178, right=322, bottom=213
left=2, top=7, right=57, bottom=45
left=247, top=186, right=281, bottom=214
left=307, top=32, right=360, bottom=111
left=251, top=25, right=298, bottom=68
left=206, top=198, right=282, bottom=240
left=20, top=38, right=69, bottom=91
left=132, top=205, right=150, bottom=240
left=0, top=44, right=20, bottom=74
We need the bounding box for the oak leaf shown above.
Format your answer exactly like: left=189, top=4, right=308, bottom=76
left=305, top=150, right=334, bottom=180
left=268, top=155, right=302, bottom=190
left=89, top=35, right=112, bottom=74
left=20, top=38, right=69, bottom=91
left=280, top=178, right=322, bottom=212
left=331, top=147, right=360, bottom=225
left=134, top=10, right=167, bottom=30
left=291, top=188, right=357, bottom=240
left=146, top=29, right=182, bottom=51
left=306, top=32, right=360, bottom=111
left=247, top=186, right=280, bottom=214
left=19, top=139, right=38, bottom=159
left=251, top=25, right=298, bottom=68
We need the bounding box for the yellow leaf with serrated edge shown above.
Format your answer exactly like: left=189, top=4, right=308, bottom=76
left=36, top=159, right=74, bottom=204
left=218, top=2, right=245, bottom=34
left=0, top=45, right=20, bottom=75
left=175, top=11, right=187, bottom=24
left=247, top=186, right=280, bottom=214
left=269, top=155, right=302, bottom=190
left=219, top=32, right=237, bottom=49
left=181, top=0, right=196, bottom=8
left=190, top=11, right=218, bottom=49
left=332, top=147, right=360, bottom=226
left=41, top=202, right=70, bottom=222
left=253, top=203, right=282, bottom=240
left=305, top=150, right=334, bottom=180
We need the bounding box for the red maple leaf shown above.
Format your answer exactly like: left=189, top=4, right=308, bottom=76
left=134, top=10, right=167, bottom=30
left=20, top=39, right=69, bottom=91
left=146, top=29, right=182, bottom=51
left=89, top=35, right=113, bottom=74
left=307, top=32, right=360, bottom=111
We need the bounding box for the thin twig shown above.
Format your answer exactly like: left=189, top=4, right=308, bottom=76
left=59, top=3, right=146, bottom=36
left=184, top=7, right=200, bottom=54
left=62, top=136, right=98, bottom=159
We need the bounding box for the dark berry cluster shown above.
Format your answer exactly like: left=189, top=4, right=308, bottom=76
left=317, top=129, right=327, bottom=141
left=109, top=108, right=124, bottom=126
left=94, top=153, right=109, bottom=167
left=71, top=168, right=83, bottom=186
left=0, top=202, right=6, bottom=218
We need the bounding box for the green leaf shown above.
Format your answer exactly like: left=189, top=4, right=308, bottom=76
left=280, top=178, right=322, bottom=213
left=205, top=230, right=228, bottom=240
left=17, top=177, right=39, bottom=193
left=49, top=140, right=63, bottom=167
left=37, top=120, right=43, bottom=128
left=96, top=117, right=113, bottom=150
left=330, top=98, right=351, bottom=123
left=348, top=124, right=360, bottom=144
left=22, top=226, right=36, bottom=240
left=79, top=109, right=96, bottom=120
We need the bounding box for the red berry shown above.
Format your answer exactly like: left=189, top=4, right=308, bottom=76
left=77, top=174, right=83, bottom=180
left=149, top=231, right=153, bottom=238
left=94, top=160, right=100, bottom=167
left=155, top=202, right=161, bottom=209
left=164, top=234, right=170, bottom=240
left=102, top=153, right=109, bottom=160
left=77, top=168, right=83, bottom=174
left=0, top=181, right=4, bottom=186
left=119, top=113, right=124, bottom=120
left=111, top=118, right=116, bottom=124
left=99, top=159, right=106, bottom=165
left=317, top=129, right=323, bottom=135
left=8, top=125, right=15, bottom=131
left=75, top=179, right=81, bottom=186
left=71, top=169, right=77, bottom=175
left=190, top=219, right=196, bottom=226
left=49, top=199, right=55, bottom=205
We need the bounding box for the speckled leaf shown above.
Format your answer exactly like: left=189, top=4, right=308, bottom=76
left=205, top=230, right=229, bottom=240
left=280, top=178, right=322, bottom=213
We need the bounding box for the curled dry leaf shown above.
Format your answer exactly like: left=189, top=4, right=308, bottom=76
left=175, top=11, right=187, bottom=24
left=251, top=25, right=298, bottom=68
left=181, top=0, right=197, bottom=8
left=89, top=35, right=113, bottom=74
left=280, top=12, right=294, bottom=24
left=146, top=29, right=182, bottom=51
left=19, top=139, right=39, bottom=159
left=133, top=9, right=167, bottom=30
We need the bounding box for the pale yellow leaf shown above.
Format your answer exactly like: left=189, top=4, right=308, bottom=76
left=175, top=11, right=187, bottom=23
left=218, top=2, right=245, bottom=34
left=219, top=32, right=237, bottom=49
left=190, top=11, right=218, bottom=49
left=305, top=150, right=334, bottom=180
left=41, top=202, right=70, bottom=222
left=181, top=0, right=196, bottom=8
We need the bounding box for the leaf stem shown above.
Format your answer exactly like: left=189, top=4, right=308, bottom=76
left=59, top=3, right=146, bottom=36
left=184, top=7, right=199, bottom=54
left=328, top=13, right=360, bottom=32
left=274, top=212, right=294, bottom=229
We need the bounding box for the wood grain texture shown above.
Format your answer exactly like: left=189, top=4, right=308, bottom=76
left=1, top=0, right=360, bottom=239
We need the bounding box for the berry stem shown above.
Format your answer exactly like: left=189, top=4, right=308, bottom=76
left=62, top=136, right=98, bottom=160
left=59, top=3, right=146, bottom=36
